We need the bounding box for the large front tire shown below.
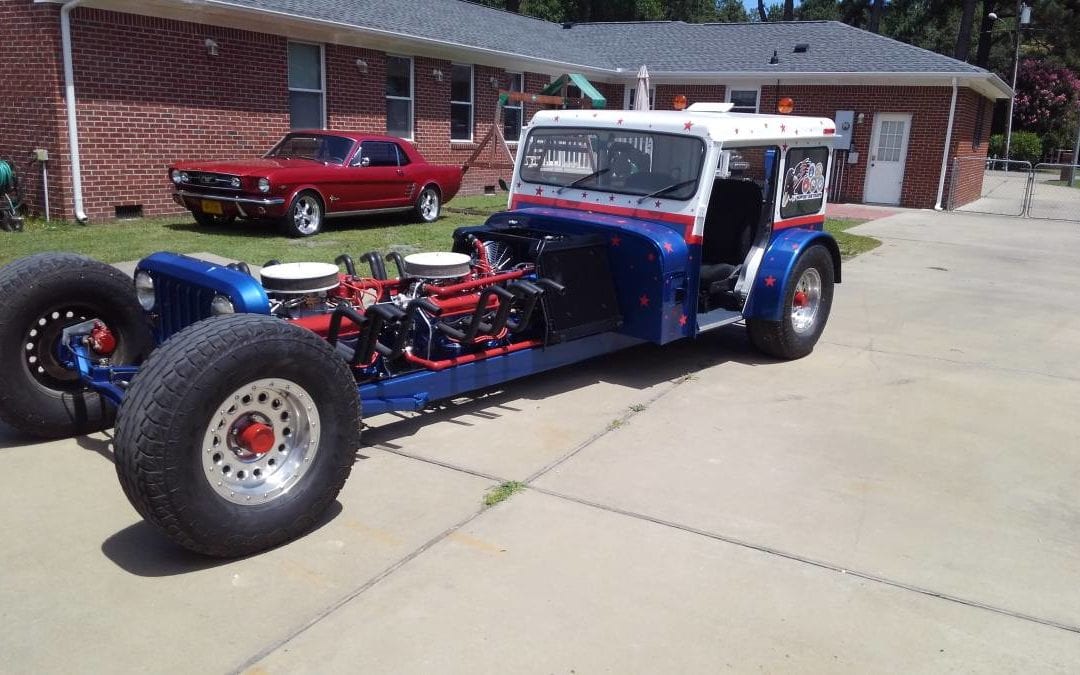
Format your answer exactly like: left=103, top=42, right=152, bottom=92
left=746, top=245, right=835, bottom=360
left=113, top=314, right=360, bottom=557
left=0, top=253, right=153, bottom=438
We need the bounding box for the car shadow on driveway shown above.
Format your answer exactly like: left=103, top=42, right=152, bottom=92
left=99, top=501, right=345, bottom=577
left=363, top=324, right=775, bottom=451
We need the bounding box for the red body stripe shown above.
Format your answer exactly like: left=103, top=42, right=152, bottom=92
left=773, top=214, right=825, bottom=231
left=512, top=195, right=695, bottom=227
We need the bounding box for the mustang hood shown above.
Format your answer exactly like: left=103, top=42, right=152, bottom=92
left=170, top=158, right=328, bottom=174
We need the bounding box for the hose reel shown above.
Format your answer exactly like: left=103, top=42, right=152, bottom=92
left=0, top=159, right=24, bottom=232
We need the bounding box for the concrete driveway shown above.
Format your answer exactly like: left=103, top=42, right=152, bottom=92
left=3, top=209, right=1079, bottom=673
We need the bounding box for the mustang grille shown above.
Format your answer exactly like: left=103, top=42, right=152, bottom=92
left=153, top=275, right=216, bottom=341
left=188, top=172, right=241, bottom=190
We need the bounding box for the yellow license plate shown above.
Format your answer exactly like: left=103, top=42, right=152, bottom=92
left=201, top=199, right=223, bottom=215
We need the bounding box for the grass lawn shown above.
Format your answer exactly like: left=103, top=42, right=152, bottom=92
left=826, top=218, right=880, bottom=259
left=0, top=194, right=879, bottom=266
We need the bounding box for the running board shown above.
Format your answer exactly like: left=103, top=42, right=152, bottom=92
left=695, top=308, right=744, bottom=333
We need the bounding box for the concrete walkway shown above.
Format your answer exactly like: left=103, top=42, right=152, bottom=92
left=3, top=209, right=1080, bottom=672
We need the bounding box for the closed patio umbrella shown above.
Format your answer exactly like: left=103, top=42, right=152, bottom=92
left=634, top=65, right=650, bottom=111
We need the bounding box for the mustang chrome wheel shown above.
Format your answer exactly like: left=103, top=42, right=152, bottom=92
left=416, top=187, right=441, bottom=222
left=201, top=378, right=321, bottom=505
left=291, top=194, right=322, bottom=236
left=790, top=267, right=822, bottom=335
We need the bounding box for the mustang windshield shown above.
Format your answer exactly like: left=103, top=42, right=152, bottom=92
left=520, top=127, right=707, bottom=200
left=266, top=134, right=355, bottom=165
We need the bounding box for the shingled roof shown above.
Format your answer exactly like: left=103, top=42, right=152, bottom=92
left=67, top=0, right=1008, bottom=95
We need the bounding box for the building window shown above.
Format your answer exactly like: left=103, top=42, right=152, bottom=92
left=504, top=72, right=523, bottom=142
left=624, top=87, right=655, bottom=110
left=288, top=42, right=324, bottom=129
left=450, top=64, right=473, bottom=142
left=386, top=56, right=414, bottom=139
left=727, top=88, right=759, bottom=114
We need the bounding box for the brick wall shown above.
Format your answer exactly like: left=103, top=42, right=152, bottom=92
left=760, top=84, right=992, bottom=209
left=0, top=0, right=67, bottom=218
left=944, top=89, right=993, bottom=208
left=71, top=8, right=288, bottom=220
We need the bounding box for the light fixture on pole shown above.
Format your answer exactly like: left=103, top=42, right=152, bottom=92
left=990, top=2, right=1031, bottom=166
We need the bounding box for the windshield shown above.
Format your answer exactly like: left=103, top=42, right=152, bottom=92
left=266, top=134, right=355, bottom=165
left=519, top=127, right=707, bottom=200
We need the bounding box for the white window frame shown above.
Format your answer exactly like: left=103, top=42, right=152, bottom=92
left=623, top=86, right=656, bottom=111
left=287, top=41, right=326, bottom=129
left=450, top=63, right=474, bottom=143
left=386, top=54, right=415, bottom=141
left=504, top=71, right=524, bottom=145
left=725, top=86, right=760, bottom=114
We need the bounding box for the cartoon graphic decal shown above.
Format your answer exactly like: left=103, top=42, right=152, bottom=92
left=781, top=157, right=826, bottom=209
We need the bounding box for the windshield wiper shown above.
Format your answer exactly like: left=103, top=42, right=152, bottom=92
left=637, top=179, right=698, bottom=204
left=557, top=168, right=610, bottom=194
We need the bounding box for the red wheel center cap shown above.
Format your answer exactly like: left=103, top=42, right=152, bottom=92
left=793, top=291, right=809, bottom=308
left=238, top=422, right=275, bottom=455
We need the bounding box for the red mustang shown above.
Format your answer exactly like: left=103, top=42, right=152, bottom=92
left=168, top=131, right=463, bottom=237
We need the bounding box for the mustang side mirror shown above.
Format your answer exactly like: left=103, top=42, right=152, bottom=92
left=359, top=157, right=371, bottom=168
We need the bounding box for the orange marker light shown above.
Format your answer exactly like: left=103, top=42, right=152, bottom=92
left=777, top=97, right=795, bottom=114
left=673, top=94, right=688, bottom=111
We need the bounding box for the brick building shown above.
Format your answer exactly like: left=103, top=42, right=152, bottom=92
left=1, top=0, right=1010, bottom=221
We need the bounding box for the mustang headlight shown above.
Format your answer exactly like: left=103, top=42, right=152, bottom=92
left=211, top=294, right=235, bottom=315
left=170, top=169, right=182, bottom=185
left=134, top=271, right=155, bottom=311
left=258, top=178, right=271, bottom=193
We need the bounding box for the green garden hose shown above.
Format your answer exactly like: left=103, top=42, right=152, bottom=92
left=0, top=159, right=16, bottom=193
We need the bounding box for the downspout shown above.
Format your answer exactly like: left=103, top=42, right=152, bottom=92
left=61, top=0, right=88, bottom=222
left=934, top=77, right=959, bottom=211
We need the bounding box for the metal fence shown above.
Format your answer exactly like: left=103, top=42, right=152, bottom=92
left=948, top=159, right=1079, bottom=222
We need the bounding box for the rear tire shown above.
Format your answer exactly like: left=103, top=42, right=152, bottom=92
left=0, top=253, right=153, bottom=438
left=413, top=185, right=441, bottom=223
left=747, top=245, right=834, bottom=360
left=113, top=314, right=361, bottom=557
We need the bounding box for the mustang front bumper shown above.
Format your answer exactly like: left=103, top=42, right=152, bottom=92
left=173, top=189, right=287, bottom=218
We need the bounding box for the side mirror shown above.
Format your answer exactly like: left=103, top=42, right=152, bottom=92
left=359, top=157, right=371, bottom=168
left=498, top=178, right=509, bottom=192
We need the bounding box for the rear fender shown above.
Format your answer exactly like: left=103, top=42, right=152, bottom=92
left=742, top=229, right=841, bottom=321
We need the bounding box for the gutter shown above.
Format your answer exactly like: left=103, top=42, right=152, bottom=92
left=934, top=77, right=959, bottom=211
left=60, top=0, right=88, bottom=222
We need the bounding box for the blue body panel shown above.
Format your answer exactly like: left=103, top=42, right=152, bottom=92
left=471, top=207, right=692, bottom=344
left=360, top=332, right=644, bottom=414
left=743, top=227, right=841, bottom=322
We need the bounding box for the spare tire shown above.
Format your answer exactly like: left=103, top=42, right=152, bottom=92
left=0, top=253, right=153, bottom=438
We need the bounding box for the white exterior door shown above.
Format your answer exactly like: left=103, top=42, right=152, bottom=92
left=863, top=113, right=911, bottom=205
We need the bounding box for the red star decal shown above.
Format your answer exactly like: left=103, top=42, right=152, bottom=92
left=791, top=243, right=800, bottom=251
left=553, top=116, right=560, bottom=122
left=734, top=128, right=739, bottom=134
left=515, top=182, right=522, bottom=188
left=679, top=314, right=688, bottom=326
left=617, top=118, right=624, bottom=125
left=592, top=112, right=598, bottom=117
left=609, top=194, right=616, bottom=202
left=663, top=242, right=674, bottom=253
left=764, top=276, right=777, bottom=287
left=581, top=192, right=588, bottom=199
left=780, top=124, right=786, bottom=132
left=794, top=129, right=799, bottom=135
left=683, top=120, right=694, bottom=131
left=764, top=123, right=769, bottom=128
left=639, top=294, right=650, bottom=307
left=654, top=200, right=662, bottom=208
left=647, top=253, right=655, bottom=262
left=535, top=186, right=544, bottom=196
left=781, top=144, right=789, bottom=152
left=610, top=235, right=621, bottom=247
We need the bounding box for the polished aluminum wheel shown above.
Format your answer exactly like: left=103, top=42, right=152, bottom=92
left=292, top=195, right=322, bottom=235
left=201, top=378, right=321, bottom=505
left=790, top=267, right=822, bottom=334
left=418, top=189, right=440, bottom=222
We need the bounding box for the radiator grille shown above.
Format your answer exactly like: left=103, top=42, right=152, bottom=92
left=153, top=275, right=215, bottom=341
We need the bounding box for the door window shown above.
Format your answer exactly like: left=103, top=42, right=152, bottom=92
left=357, top=141, right=401, bottom=167
left=875, top=119, right=906, bottom=162
left=780, top=146, right=829, bottom=218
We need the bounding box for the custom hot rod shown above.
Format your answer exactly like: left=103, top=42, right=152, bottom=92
left=169, top=131, right=462, bottom=237
left=0, top=104, right=839, bottom=557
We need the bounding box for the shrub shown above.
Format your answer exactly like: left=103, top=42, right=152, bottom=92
left=988, top=131, right=1042, bottom=164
